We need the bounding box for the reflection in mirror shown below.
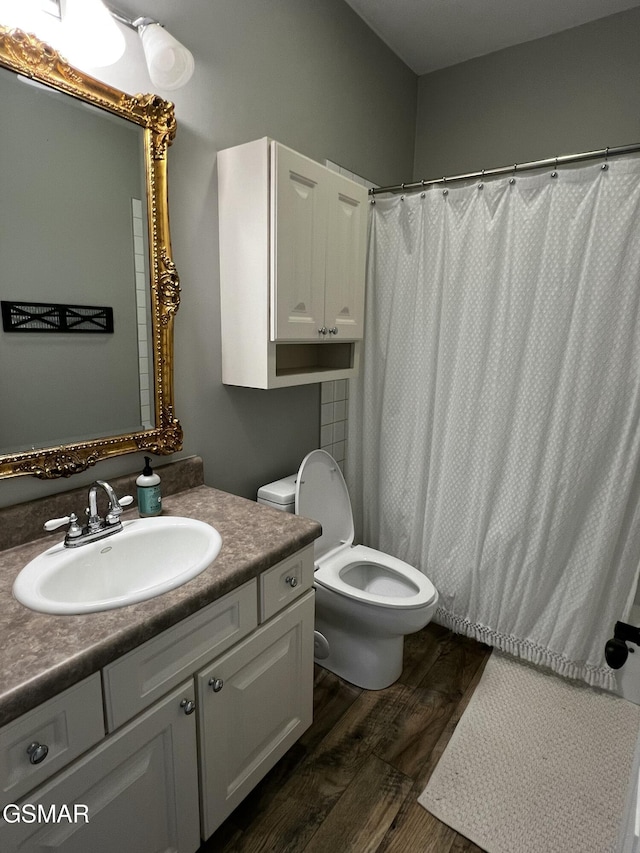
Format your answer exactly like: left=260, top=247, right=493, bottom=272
left=0, top=68, right=153, bottom=453
left=0, top=26, right=182, bottom=479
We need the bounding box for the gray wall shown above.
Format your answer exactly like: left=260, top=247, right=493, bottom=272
left=0, top=0, right=416, bottom=507
left=414, top=7, right=640, bottom=181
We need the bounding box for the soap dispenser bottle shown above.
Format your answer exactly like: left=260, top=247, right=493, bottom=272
left=137, top=456, right=162, bottom=517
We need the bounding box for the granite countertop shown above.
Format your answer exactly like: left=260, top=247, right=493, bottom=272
left=0, top=485, right=321, bottom=728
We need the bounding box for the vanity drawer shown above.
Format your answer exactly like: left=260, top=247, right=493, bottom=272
left=259, top=545, right=314, bottom=622
left=103, top=579, right=258, bottom=731
left=0, top=674, right=104, bottom=802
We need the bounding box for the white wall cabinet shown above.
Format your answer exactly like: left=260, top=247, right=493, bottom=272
left=0, top=546, right=315, bottom=852
left=219, top=137, right=368, bottom=388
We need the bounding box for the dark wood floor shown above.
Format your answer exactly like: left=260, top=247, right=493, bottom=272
left=200, top=624, right=492, bottom=853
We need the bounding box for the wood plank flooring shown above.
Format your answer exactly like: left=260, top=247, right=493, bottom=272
left=199, top=624, right=492, bottom=853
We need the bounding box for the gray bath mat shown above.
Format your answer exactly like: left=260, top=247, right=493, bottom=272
left=419, top=651, right=640, bottom=853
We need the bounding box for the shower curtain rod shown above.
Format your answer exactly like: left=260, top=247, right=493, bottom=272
left=368, top=142, right=640, bottom=196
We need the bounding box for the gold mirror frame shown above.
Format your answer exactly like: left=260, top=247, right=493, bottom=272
left=0, top=26, right=182, bottom=479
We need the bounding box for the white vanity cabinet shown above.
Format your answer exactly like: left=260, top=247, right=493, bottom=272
left=0, top=680, right=201, bottom=853
left=218, top=137, right=368, bottom=388
left=102, top=579, right=258, bottom=732
left=0, top=674, right=104, bottom=805
left=197, top=591, right=314, bottom=838
left=0, top=545, right=315, bottom=852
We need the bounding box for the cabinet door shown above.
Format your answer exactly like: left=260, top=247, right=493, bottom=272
left=271, top=144, right=328, bottom=341
left=0, top=674, right=104, bottom=804
left=324, top=171, right=368, bottom=340
left=0, top=681, right=200, bottom=853
left=197, top=591, right=315, bottom=840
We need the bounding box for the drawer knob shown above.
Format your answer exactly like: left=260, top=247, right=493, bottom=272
left=180, top=699, right=196, bottom=715
left=26, top=742, right=49, bottom=765
left=209, top=678, right=224, bottom=693
left=285, top=575, right=298, bottom=588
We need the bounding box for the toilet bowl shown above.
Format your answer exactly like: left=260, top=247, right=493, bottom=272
left=294, top=449, right=438, bottom=690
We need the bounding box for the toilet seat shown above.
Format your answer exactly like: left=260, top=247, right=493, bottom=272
left=296, top=450, right=437, bottom=611
left=316, top=544, right=437, bottom=610
left=295, top=449, right=354, bottom=561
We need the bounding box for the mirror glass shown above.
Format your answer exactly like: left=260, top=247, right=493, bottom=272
left=0, top=26, right=182, bottom=479
left=0, top=68, right=153, bottom=453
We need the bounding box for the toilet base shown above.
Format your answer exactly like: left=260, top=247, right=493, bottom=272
left=314, top=613, right=405, bottom=690
left=313, top=582, right=437, bottom=690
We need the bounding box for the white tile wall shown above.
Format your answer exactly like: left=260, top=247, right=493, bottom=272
left=320, top=379, right=349, bottom=470
left=132, top=198, right=152, bottom=429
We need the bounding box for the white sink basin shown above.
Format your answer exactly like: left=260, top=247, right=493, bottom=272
left=13, top=517, right=222, bottom=615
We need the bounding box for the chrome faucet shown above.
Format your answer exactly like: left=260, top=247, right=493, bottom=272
left=44, top=480, right=133, bottom=548
left=87, top=480, right=127, bottom=531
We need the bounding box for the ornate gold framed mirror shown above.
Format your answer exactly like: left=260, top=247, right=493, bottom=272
left=0, top=25, right=182, bottom=479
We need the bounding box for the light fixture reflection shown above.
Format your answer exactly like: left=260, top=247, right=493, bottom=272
left=61, top=0, right=126, bottom=68
left=0, top=0, right=43, bottom=31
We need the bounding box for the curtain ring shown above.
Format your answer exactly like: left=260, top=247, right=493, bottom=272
left=509, top=164, right=517, bottom=185
left=478, top=169, right=484, bottom=190
left=442, top=176, right=448, bottom=197
left=601, top=147, right=609, bottom=171
left=551, top=157, right=558, bottom=179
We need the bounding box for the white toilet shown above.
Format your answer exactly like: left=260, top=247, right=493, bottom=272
left=258, top=450, right=438, bottom=690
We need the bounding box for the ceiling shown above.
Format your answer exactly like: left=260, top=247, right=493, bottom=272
left=343, top=0, right=640, bottom=75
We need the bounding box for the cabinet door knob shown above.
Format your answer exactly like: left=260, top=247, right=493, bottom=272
left=285, top=575, right=298, bottom=588
left=26, top=742, right=49, bottom=765
left=180, top=699, right=196, bottom=715
left=209, top=678, right=224, bottom=693
left=328, top=327, right=338, bottom=335
left=318, top=327, right=327, bottom=335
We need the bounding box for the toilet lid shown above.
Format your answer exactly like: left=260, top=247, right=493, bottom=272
left=295, top=450, right=354, bottom=561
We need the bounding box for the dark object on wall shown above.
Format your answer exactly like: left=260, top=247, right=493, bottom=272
left=605, top=621, right=640, bottom=669
left=1, top=301, right=114, bottom=333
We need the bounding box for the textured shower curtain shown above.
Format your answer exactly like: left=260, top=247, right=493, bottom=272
left=348, top=158, right=640, bottom=689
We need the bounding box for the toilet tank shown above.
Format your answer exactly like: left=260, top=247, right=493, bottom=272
left=257, top=474, right=296, bottom=513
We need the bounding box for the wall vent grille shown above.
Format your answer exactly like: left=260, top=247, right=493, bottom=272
left=1, top=301, right=114, bottom=333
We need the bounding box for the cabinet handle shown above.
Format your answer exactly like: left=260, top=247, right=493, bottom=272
left=180, top=699, right=196, bottom=715
left=26, top=742, right=49, bottom=765
left=285, top=575, right=298, bottom=588
left=328, top=327, right=338, bottom=335
left=209, top=678, right=224, bottom=693
left=318, top=327, right=327, bottom=336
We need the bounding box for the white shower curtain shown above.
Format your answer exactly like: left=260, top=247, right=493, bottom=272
left=348, top=158, right=640, bottom=689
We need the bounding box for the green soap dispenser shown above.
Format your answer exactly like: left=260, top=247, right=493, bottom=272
left=137, top=456, right=162, bottom=517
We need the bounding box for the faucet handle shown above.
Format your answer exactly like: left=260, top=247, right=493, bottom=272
left=44, top=514, right=74, bottom=531
left=105, top=494, right=134, bottom=525
left=44, top=512, right=83, bottom=540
